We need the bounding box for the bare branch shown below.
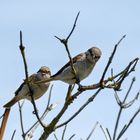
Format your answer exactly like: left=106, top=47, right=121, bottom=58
left=54, top=133, right=59, bottom=140
left=18, top=102, right=25, bottom=140
left=81, top=57, right=139, bottom=91
left=113, top=77, right=137, bottom=140
left=99, top=125, right=110, bottom=140
left=26, top=103, right=57, bottom=139
left=114, top=91, right=122, bottom=106
left=68, top=134, right=76, bottom=140
left=11, top=130, right=16, bottom=140
left=19, top=31, right=45, bottom=128
left=100, top=35, right=126, bottom=84
left=122, top=91, right=139, bottom=109
left=61, top=125, right=67, bottom=140
left=56, top=89, right=101, bottom=129
left=117, top=106, right=140, bottom=140
left=106, top=128, right=112, bottom=140
left=86, top=122, right=99, bottom=140
left=0, top=114, right=4, bottom=120
left=39, top=86, right=75, bottom=140
left=54, top=12, right=80, bottom=85
left=47, top=85, right=53, bottom=109
left=66, top=11, right=80, bottom=41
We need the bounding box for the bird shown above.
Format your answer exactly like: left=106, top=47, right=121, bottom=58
left=35, top=47, right=101, bottom=85
left=3, top=66, right=51, bottom=108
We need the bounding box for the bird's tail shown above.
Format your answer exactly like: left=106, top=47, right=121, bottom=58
left=35, top=77, right=54, bottom=84
left=3, top=97, right=18, bottom=108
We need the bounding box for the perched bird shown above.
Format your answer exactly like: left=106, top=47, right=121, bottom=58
left=3, top=66, right=51, bottom=108
left=36, top=47, right=101, bottom=85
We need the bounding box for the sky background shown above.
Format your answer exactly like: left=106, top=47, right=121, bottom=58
left=0, top=0, right=140, bottom=140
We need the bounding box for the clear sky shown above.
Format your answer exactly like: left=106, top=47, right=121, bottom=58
left=0, top=1, right=140, bottom=140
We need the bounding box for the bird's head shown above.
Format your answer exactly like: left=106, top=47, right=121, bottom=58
left=86, top=47, right=102, bottom=64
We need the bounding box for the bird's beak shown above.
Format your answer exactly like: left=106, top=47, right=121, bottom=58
left=42, top=72, right=46, bottom=75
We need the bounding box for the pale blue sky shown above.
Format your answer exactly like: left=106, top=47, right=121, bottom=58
left=0, top=1, right=140, bottom=140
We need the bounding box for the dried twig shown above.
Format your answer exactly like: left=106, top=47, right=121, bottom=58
left=68, top=134, right=76, bottom=140
left=61, top=125, right=67, bottom=140
left=86, top=122, right=99, bottom=140
left=99, top=125, right=110, bottom=140
left=117, top=106, right=140, bottom=140
left=25, top=86, right=57, bottom=139
left=18, top=101, right=25, bottom=140
left=39, top=85, right=74, bottom=140
left=106, top=128, right=112, bottom=140
left=11, top=129, right=16, bottom=140
left=54, top=133, right=59, bottom=140
left=56, top=89, right=101, bottom=129
left=54, top=12, right=80, bottom=84
left=100, top=35, right=126, bottom=85
left=113, top=77, right=136, bottom=140
left=80, top=58, right=139, bottom=90
left=39, top=33, right=138, bottom=140
left=0, top=114, right=4, bottom=120
left=19, top=31, right=45, bottom=128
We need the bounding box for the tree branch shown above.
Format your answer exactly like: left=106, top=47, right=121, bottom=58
left=19, top=31, right=45, bottom=128
left=54, top=12, right=80, bottom=85
left=18, top=101, right=25, bottom=140
left=100, top=35, right=126, bottom=85
left=113, top=77, right=136, bottom=140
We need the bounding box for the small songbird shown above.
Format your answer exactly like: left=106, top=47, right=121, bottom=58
left=3, top=66, right=51, bottom=108
left=36, top=47, right=101, bottom=85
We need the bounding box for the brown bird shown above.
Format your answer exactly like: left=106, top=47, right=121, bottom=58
left=3, top=66, right=51, bottom=108
left=36, top=47, right=101, bottom=85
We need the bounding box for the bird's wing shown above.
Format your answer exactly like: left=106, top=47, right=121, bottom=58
left=15, top=74, right=36, bottom=96
left=52, top=53, right=85, bottom=77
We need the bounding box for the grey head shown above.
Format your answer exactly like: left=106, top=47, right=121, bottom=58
left=86, top=47, right=102, bottom=64
left=38, top=66, right=51, bottom=76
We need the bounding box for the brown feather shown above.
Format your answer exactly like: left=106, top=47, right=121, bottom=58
left=52, top=53, right=85, bottom=77
left=3, top=97, right=18, bottom=108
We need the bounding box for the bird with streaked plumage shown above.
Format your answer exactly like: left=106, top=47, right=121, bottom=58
left=35, top=47, right=101, bottom=85
left=3, top=66, right=51, bottom=108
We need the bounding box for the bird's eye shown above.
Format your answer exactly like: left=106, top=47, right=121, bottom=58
left=94, top=55, right=100, bottom=59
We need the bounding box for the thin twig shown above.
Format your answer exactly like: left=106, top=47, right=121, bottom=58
left=18, top=102, right=25, bottom=140
left=39, top=86, right=75, bottom=140
left=11, top=129, right=16, bottom=140
left=81, top=58, right=139, bottom=90
left=106, top=128, right=112, bottom=140
left=117, top=106, right=140, bottom=140
left=25, top=102, right=57, bottom=139
left=86, top=122, right=99, bottom=140
left=113, top=77, right=136, bottom=140
left=61, top=125, right=67, bottom=140
left=19, top=31, right=45, bottom=128
left=56, top=89, right=101, bottom=129
left=54, top=133, right=59, bottom=140
left=66, top=11, right=80, bottom=41
left=100, top=125, right=109, bottom=140
left=0, top=114, right=4, bottom=120
left=54, top=12, right=80, bottom=85
left=55, top=58, right=138, bottom=130
left=47, top=85, right=53, bottom=109
left=68, top=134, right=76, bottom=140
left=100, top=35, right=126, bottom=85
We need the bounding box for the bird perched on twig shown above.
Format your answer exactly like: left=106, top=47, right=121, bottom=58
left=3, top=66, right=51, bottom=108
left=36, top=47, right=101, bottom=85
